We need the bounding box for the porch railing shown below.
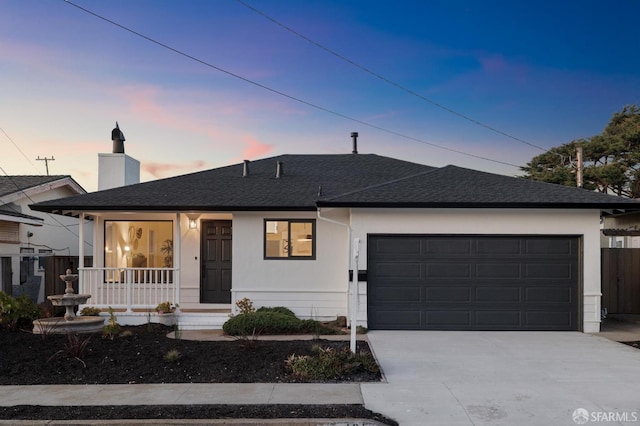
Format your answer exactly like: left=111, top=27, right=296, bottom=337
left=79, top=267, right=179, bottom=312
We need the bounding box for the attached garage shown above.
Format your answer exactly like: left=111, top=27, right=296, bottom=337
left=367, top=235, right=580, bottom=331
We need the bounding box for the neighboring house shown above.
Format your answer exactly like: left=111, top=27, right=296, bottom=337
left=601, top=212, right=640, bottom=248
left=31, top=146, right=640, bottom=332
left=0, top=175, right=90, bottom=302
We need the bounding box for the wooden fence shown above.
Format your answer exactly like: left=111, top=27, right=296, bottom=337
left=43, top=256, right=93, bottom=298
left=601, top=248, right=640, bottom=314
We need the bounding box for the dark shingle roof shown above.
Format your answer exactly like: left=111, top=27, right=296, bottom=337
left=318, top=165, right=640, bottom=208
left=30, top=155, right=640, bottom=214
left=31, top=155, right=434, bottom=212
left=0, top=175, right=74, bottom=198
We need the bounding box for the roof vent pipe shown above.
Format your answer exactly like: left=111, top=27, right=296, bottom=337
left=351, top=132, right=359, bottom=154
left=276, top=161, right=284, bottom=178
left=243, top=159, right=250, bottom=177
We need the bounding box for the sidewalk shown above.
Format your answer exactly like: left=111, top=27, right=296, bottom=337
left=0, top=383, right=363, bottom=406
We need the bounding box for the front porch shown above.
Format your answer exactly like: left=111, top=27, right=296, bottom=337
left=79, top=266, right=231, bottom=330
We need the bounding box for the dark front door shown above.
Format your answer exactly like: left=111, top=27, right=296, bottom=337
left=201, top=220, right=232, bottom=303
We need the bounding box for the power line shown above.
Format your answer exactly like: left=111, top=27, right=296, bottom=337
left=62, top=0, right=521, bottom=169
left=0, top=162, right=92, bottom=249
left=0, top=127, right=42, bottom=174
left=235, top=0, right=550, bottom=153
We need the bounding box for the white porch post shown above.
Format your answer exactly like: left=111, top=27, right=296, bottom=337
left=79, top=213, right=85, bottom=269
left=174, top=213, right=181, bottom=313
left=78, top=213, right=85, bottom=294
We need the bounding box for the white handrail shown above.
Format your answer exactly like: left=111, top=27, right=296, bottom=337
left=79, top=267, right=179, bottom=311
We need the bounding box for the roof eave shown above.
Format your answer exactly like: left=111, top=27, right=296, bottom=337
left=31, top=205, right=318, bottom=217
left=316, top=201, right=640, bottom=210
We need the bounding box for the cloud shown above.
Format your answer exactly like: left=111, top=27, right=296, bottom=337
left=116, top=85, right=220, bottom=139
left=241, top=135, right=273, bottom=159
left=142, top=160, right=207, bottom=178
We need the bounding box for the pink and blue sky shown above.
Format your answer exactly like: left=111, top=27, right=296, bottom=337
left=2, top=0, right=639, bottom=191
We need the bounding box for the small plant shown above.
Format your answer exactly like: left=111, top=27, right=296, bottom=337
left=235, top=298, right=255, bottom=315
left=155, top=301, right=176, bottom=314
left=285, top=345, right=380, bottom=381
left=102, top=307, right=121, bottom=340
left=48, top=332, right=92, bottom=368
left=0, top=292, right=40, bottom=331
left=164, top=348, right=182, bottom=362
left=79, top=306, right=101, bottom=316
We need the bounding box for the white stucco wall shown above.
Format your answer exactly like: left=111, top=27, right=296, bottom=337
left=86, top=207, right=603, bottom=332
left=350, top=208, right=602, bottom=332
left=232, top=210, right=349, bottom=320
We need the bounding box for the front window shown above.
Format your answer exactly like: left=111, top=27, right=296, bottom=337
left=264, top=219, right=315, bottom=259
left=105, top=221, right=173, bottom=269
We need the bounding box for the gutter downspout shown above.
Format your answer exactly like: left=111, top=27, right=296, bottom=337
left=317, top=208, right=358, bottom=353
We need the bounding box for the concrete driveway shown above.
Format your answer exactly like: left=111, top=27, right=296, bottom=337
left=361, top=330, right=640, bottom=425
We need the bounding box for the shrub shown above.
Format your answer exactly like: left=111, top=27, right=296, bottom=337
left=285, top=345, right=380, bottom=381
left=223, top=311, right=302, bottom=335
left=79, top=306, right=102, bottom=316
left=256, top=306, right=296, bottom=317
left=0, top=291, right=40, bottom=331
left=224, top=310, right=343, bottom=336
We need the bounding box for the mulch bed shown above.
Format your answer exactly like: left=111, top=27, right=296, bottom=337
left=0, top=324, right=397, bottom=424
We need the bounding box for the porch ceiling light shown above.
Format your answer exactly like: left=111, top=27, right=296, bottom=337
left=187, top=213, right=200, bottom=230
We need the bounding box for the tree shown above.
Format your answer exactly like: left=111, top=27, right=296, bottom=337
left=521, top=105, right=640, bottom=198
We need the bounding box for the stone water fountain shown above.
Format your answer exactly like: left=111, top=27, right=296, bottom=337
left=32, top=269, right=104, bottom=334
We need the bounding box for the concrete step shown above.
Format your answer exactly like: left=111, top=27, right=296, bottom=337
left=176, top=312, right=230, bottom=330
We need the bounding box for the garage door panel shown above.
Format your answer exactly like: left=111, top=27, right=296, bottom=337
left=475, top=238, right=521, bottom=255
left=373, top=310, right=422, bottom=327
left=426, top=239, right=471, bottom=255
left=526, top=311, right=573, bottom=328
left=426, top=286, right=471, bottom=302
left=475, top=287, right=521, bottom=302
left=425, top=310, right=471, bottom=327
left=374, top=286, right=421, bottom=303
left=427, top=263, right=471, bottom=278
left=368, top=235, right=579, bottom=331
left=475, top=311, right=522, bottom=327
left=373, top=238, right=421, bottom=255
left=525, top=239, right=573, bottom=255
left=526, top=287, right=572, bottom=303
left=526, top=264, right=572, bottom=279
left=374, top=262, right=422, bottom=278
left=476, top=263, right=521, bottom=278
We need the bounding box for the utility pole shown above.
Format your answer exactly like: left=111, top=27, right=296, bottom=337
left=576, top=147, right=583, bottom=188
left=36, top=156, right=55, bottom=175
